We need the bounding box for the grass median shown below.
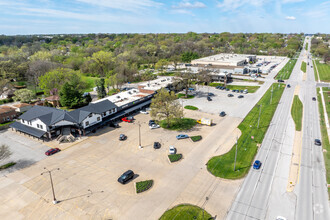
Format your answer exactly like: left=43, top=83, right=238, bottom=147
left=314, top=60, right=330, bottom=82
left=184, top=105, right=198, bottom=110
left=275, top=59, right=297, bottom=80
left=209, top=83, right=260, bottom=93
left=291, top=95, right=303, bottom=131
left=207, top=83, right=285, bottom=179
left=301, top=61, right=306, bottom=73
left=160, top=204, right=212, bottom=220
left=160, top=118, right=196, bottom=131
left=316, top=88, right=330, bottom=198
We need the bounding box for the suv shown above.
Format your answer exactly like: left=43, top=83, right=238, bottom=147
left=119, top=134, right=127, bottom=141
left=117, top=170, right=135, bottom=184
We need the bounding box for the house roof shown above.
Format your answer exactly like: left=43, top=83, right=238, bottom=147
left=19, top=100, right=118, bottom=126
left=45, top=95, right=60, bottom=101
left=0, top=106, right=16, bottom=114
left=68, top=100, right=118, bottom=123
left=19, top=105, right=77, bottom=126
left=13, top=103, right=32, bottom=108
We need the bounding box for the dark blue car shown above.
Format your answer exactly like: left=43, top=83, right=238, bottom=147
left=253, top=160, right=261, bottom=169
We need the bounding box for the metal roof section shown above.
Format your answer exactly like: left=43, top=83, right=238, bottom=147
left=10, top=121, right=47, bottom=138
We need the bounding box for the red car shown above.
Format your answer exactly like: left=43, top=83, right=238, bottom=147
left=45, top=148, right=61, bottom=156
left=121, top=117, right=133, bottom=123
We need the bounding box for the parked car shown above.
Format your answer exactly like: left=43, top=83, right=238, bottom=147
left=169, top=146, right=176, bottom=154
left=122, top=117, right=133, bottom=123
left=117, top=170, right=135, bottom=184
left=176, top=134, right=189, bottom=140
left=287, top=84, right=291, bottom=88
left=278, top=79, right=284, bottom=83
left=253, top=160, right=262, bottom=169
left=119, top=134, right=127, bottom=141
left=45, top=148, right=61, bottom=156
left=208, top=92, right=215, bottom=96
left=228, top=94, right=234, bottom=97
left=207, top=96, right=212, bottom=101
left=219, top=111, right=226, bottom=117
left=140, top=110, right=148, bottom=114
left=312, top=97, right=316, bottom=101
left=109, top=122, right=119, bottom=128
left=216, top=86, right=221, bottom=89
left=226, top=88, right=230, bottom=91
left=314, top=139, right=321, bottom=146
left=276, top=216, right=287, bottom=220
left=238, top=95, right=244, bottom=98
left=153, top=142, right=161, bottom=149
left=240, top=90, right=244, bottom=93
left=150, top=123, right=160, bottom=129
left=149, top=120, right=155, bottom=126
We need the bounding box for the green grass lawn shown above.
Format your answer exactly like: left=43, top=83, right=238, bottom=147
left=160, top=204, right=212, bottom=220
left=81, top=76, right=99, bottom=92
left=275, top=59, right=297, bottom=80
left=313, top=60, right=319, bottom=81
left=316, top=88, right=330, bottom=198
left=291, top=95, right=303, bottom=131
left=160, top=118, right=196, bottom=131
left=209, top=83, right=260, bottom=93
left=315, top=60, right=330, bottom=82
left=301, top=61, right=307, bottom=73
left=207, top=83, right=285, bottom=179
left=177, top=93, right=195, bottom=99
left=323, top=87, right=330, bottom=123
left=184, top=105, right=198, bottom=110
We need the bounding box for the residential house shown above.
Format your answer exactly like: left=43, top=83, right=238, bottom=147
left=13, top=103, right=33, bottom=113
left=0, top=106, right=17, bottom=124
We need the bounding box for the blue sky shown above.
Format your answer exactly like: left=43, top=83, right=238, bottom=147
left=0, top=0, right=329, bottom=35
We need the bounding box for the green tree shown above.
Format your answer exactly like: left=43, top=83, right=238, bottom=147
left=95, top=78, right=106, bottom=99
left=13, top=89, right=35, bottom=103
left=90, top=51, right=114, bottom=76
left=175, top=72, right=196, bottom=98
left=59, top=82, right=84, bottom=109
left=181, top=52, right=199, bottom=63
left=155, top=59, right=169, bottom=72
left=150, top=88, right=183, bottom=128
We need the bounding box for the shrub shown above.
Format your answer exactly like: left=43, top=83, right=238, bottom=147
left=136, top=180, right=153, bottom=193
left=177, top=94, right=195, bottom=99
left=184, top=105, right=198, bottom=110
left=168, top=154, right=182, bottom=163
left=190, top=135, right=202, bottom=142
left=0, top=162, right=16, bottom=170
left=160, top=118, right=196, bottom=131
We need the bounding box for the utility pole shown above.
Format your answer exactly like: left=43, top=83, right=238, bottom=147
left=41, top=167, right=60, bottom=204
left=270, top=85, right=273, bottom=104
left=257, top=104, right=262, bottom=129
left=138, top=122, right=142, bottom=149
left=234, top=137, right=238, bottom=171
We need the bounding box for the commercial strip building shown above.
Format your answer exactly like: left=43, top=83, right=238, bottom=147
left=9, top=77, right=173, bottom=141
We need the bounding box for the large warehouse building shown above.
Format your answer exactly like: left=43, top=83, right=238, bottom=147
left=191, top=53, right=257, bottom=67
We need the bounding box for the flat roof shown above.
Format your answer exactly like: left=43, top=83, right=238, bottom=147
left=138, top=76, right=173, bottom=91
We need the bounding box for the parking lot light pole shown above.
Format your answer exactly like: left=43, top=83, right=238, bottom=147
left=138, top=122, right=142, bottom=149
left=234, top=137, right=238, bottom=171
left=41, top=167, right=60, bottom=204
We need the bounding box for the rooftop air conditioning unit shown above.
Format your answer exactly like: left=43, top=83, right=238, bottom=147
left=116, top=96, right=120, bottom=99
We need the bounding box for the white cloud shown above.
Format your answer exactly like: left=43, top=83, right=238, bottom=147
left=75, top=0, right=162, bottom=12
left=285, top=16, right=296, bottom=20
left=172, top=1, right=206, bottom=9
left=217, top=0, right=265, bottom=11
left=282, top=0, right=305, bottom=3
left=170, top=9, right=194, bottom=15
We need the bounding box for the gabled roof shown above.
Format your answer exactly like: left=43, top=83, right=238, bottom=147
left=19, top=105, right=77, bottom=126
left=68, top=100, right=117, bottom=123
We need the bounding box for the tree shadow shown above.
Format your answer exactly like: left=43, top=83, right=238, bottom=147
left=0, top=159, right=36, bottom=175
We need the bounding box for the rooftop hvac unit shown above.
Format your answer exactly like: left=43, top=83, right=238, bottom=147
left=116, top=96, right=120, bottom=99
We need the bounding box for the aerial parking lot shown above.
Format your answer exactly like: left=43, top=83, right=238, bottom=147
left=0, top=109, right=244, bottom=219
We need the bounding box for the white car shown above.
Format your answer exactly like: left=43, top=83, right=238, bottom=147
left=140, top=110, right=149, bottom=114
left=149, top=124, right=160, bottom=129
left=276, top=216, right=287, bottom=220
left=169, top=146, right=176, bottom=154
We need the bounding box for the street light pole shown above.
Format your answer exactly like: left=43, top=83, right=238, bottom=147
left=234, top=137, right=238, bottom=171
left=41, top=167, right=60, bottom=204
left=257, top=104, right=262, bottom=129
left=270, top=85, right=273, bottom=104
left=138, top=122, right=142, bottom=149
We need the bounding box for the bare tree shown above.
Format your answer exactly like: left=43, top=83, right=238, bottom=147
left=0, top=144, right=12, bottom=161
